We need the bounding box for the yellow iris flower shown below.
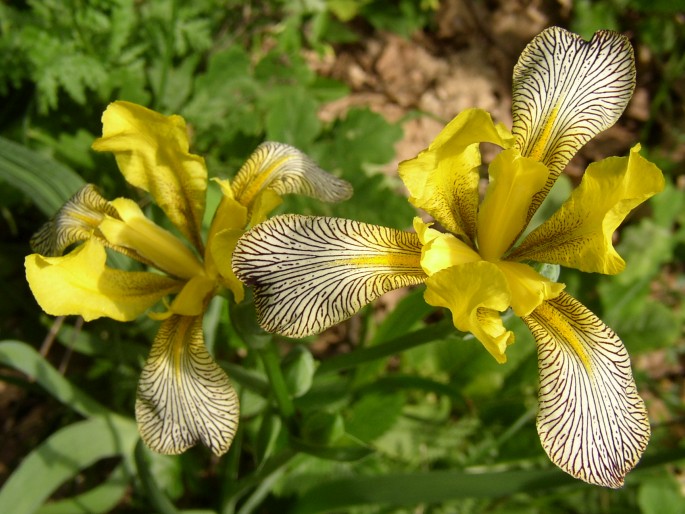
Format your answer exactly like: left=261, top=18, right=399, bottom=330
left=25, top=101, right=352, bottom=456
left=232, top=27, right=664, bottom=487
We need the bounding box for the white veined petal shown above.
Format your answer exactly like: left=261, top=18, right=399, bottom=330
left=512, top=27, right=635, bottom=216
left=136, top=315, right=239, bottom=456
left=523, top=292, right=650, bottom=488
left=230, top=142, right=352, bottom=208
left=232, top=214, right=426, bottom=337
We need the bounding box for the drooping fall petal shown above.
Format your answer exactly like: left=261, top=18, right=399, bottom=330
left=136, top=315, right=240, bottom=456
left=523, top=292, right=650, bottom=488
left=25, top=239, right=183, bottom=321
left=512, top=27, right=635, bottom=219
left=230, top=142, right=352, bottom=221
left=509, top=146, right=664, bottom=274
left=91, top=101, right=208, bottom=251
left=399, top=108, right=513, bottom=244
left=232, top=214, right=425, bottom=337
left=423, top=261, right=514, bottom=363
left=29, top=184, right=120, bottom=257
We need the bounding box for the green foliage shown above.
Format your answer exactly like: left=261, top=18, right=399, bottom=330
left=1, top=2, right=683, bottom=514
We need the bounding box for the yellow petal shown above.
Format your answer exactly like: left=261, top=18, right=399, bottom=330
left=423, top=261, right=514, bottom=363
left=413, top=217, right=481, bottom=276
left=523, top=293, right=650, bottom=488
left=399, top=108, right=513, bottom=243
left=30, top=184, right=119, bottom=256
left=510, top=146, right=665, bottom=274
left=168, top=275, right=216, bottom=316
left=208, top=228, right=246, bottom=303
left=92, top=101, right=208, bottom=251
left=230, top=141, right=352, bottom=214
left=101, top=198, right=205, bottom=279
left=136, top=315, right=240, bottom=456
left=512, top=28, right=635, bottom=219
left=496, top=261, right=564, bottom=317
left=232, top=214, right=425, bottom=337
left=476, top=149, right=549, bottom=260
left=25, top=239, right=182, bottom=321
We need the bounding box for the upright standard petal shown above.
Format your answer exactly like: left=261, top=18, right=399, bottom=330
left=476, top=150, right=549, bottom=260
left=92, top=101, right=208, bottom=251
left=509, top=146, right=664, bottom=274
left=399, top=108, right=513, bottom=244
left=512, top=27, right=635, bottom=218
left=136, top=315, right=240, bottom=456
left=25, top=239, right=183, bottom=321
left=30, top=184, right=120, bottom=257
left=523, top=293, right=650, bottom=488
left=423, top=261, right=514, bottom=363
left=230, top=142, right=352, bottom=219
left=232, top=215, right=426, bottom=337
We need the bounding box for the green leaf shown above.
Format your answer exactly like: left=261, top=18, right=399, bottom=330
left=345, top=392, right=405, bottom=442
left=0, top=137, right=85, bottom=216
left=265, top=86, right=322, bottom=148
left=0, top=416, right=138, bottom=514
left=36, top=465, right=130, bottom=514
left=282, top=345, right=316, bottom=398
left=0, top=340, right=109, bottom=417
left=638, top=475, right=685, bottom=514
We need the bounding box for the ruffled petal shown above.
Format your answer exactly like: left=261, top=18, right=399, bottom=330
left=232, top=214, right=425, bottom=337
left=413, top=217, right=481, bottom=276
left=100, top=198, right=205, bottom=280
left=509, top=146, right=664, bottom=274
left=477, top=149, right=549, bottom=260
left=523, top=292, right=650, bottom=488
left=91, top=101, right=208, bottom=251
left=136, top=315, right=240, bottom=456
left=399, top=108, right=513, bottom=243
left=423, top=261, right=514, bottom=363
left=29, top=184, right=119, bottom=256
left=512, top=27, right=635, bottom=219
left=230, top=142, right=352, bottom=216
left=25, top=239, right=182, bottom=321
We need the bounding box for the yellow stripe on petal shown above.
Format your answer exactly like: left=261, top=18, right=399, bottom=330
left=92, top=101, right=208, bottom=251
left=423, top=261, right=514, bottom=363
left=231, top=142, right=352, bottom=213
left=512, top=28, right=635, bottom=218
left=232, top=215, right=426, bottom=337
left=523, top=292, right=650, bottom=488
left=399, top=108, right=513, bottom=243
left=25, top=239, right=183, bottom=322
left=30, top=184, right=119, bottom=256
left=136, top=315, right=240, bottom=456
left=510, top=146, right=665, bottom=274
left=477, top=150, right=549, bottom=260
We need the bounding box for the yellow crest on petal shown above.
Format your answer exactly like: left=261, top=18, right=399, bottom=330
left=512, top=28, right=635, bottom=220
left=136, top=315, right=240, bottom=456
left=25, top=239, right=183, bottom=322
left=231, top=141, right=352, bottom=217
left=92, top=101, right=208, bottom=251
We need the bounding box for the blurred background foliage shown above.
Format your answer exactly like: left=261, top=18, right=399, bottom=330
left=0, top=1, right=683, bottom=513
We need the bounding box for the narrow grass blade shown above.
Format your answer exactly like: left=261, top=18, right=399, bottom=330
left=0, top=416, right=138, bottom=514
left=0, top=136, right=85, bottom=216
left=0, top=340, right=109, bottom=417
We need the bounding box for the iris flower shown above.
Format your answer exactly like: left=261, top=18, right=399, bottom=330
left=25, top=101, right=352, bottom=456
left=232, top=27, right=664, bottom=487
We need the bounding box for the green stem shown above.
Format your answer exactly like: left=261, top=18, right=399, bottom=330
left=259, top=342, right=296, bottom=430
